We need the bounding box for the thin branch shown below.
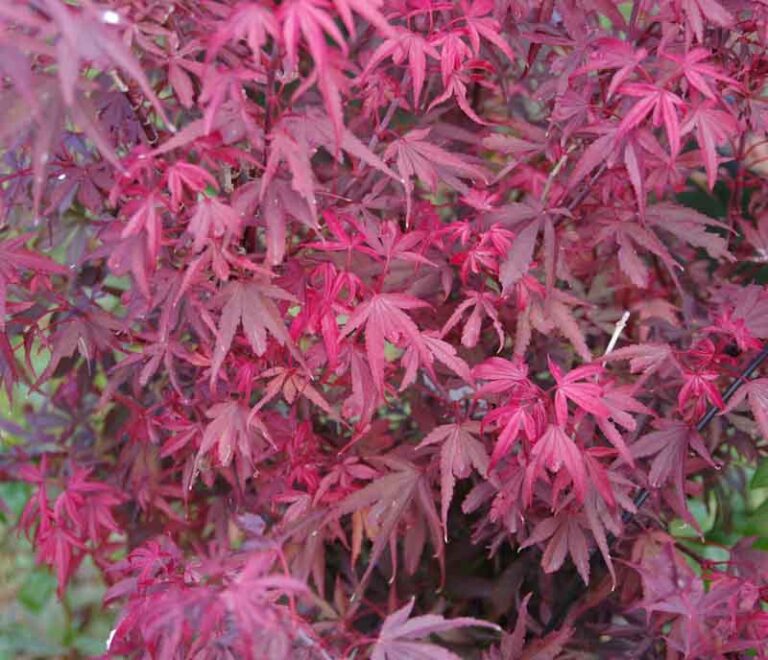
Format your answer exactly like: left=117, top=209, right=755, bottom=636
left=112, top=71, right=159, bottom=147
left=540, top=146, right=574, bottom=206
left=368, top=72, right=409, bottom=153
left=341, top=72, right=409, bottom=200
left=565, top=162, right=607, bottom=213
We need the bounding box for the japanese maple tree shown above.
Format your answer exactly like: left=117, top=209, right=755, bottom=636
left=1, top=0, right=768, bottom=657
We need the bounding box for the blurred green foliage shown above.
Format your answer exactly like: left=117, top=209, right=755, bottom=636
left=671, top=461, right=768, bottom=566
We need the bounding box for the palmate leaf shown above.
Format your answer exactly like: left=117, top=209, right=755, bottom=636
left=680, top=100, right=739, bottom=190
left=187, top=197, right=242, bottom=253
left=385, top=127, right=488, bottom=220
left=726, top=285, right=768, bottom=340
left=461, top=0, right=516, bottom=61
left=37, top=305, right=120, bottom=384
left=195, top=401, right=271, bottom=473
left=362, top=28, right=440, bottom=108
left=428, top=70, right=490, bottom=125
left=631, top=420, right=717, bottom=525
left=499, top=213, right=542, bottom=292
left=210, top=279, right=302, bottom=384
left=372, top=597, right=499, bottom=660
left=598, top=384, right=653, bottom=466
left=645, top=202, right=733, bottom=261
left=120, top=194, right=165, bottom=261
left=334, top=453, right=444, bottom=601
left=722, top=378, right=768, bottom=440
left=632, top=543, right=767, bottom=657
left=342, top=293, right=473, bottom=397
left=566, top=126, right=619, bottom=191
left=279, top=0, right=349, bottom=139
left=417, top=421, right=489, bottom=539
left=166, top=162, right=219, bottom=213
left=664, top=48, right=736, bottom=101
left=206, top=3, right=279, bottom=64
left=341, top=292, right=431, bottom=392
left=263, top=125, right=320, bottom=226
left=531, top=292, right=594, bottom=362
left=222, top=552, right=311, bottom=652
left=440, top=292, right=504, bottom=350
left=617, top=82, right=685, bottom=156
left=680, top=0, right=733, bottom=43
left=524, top=424, right=587, bottom=505
left=498, top=201, right=564, bottom=296
left=263, top=113, right=401, bottom=231
left=249, top=365, right=340, bottom=422
left=603, top=342, right=677, bottom=377
left=612, top=219, right=682, bottom=287
left=472, top=356, right=529, bottom=395
left=576, top=37, right=648, bottom=100
left=330, top=0, right=393, bottom=38
left=0, top=234, right=67, bottom=331
left=401, top=333, right=474, bottom=389
left=521, top=510, right=592, bottom=585
left=548, top=358, right=610, bottom=426
left=341, top=348, right=379, bottom=429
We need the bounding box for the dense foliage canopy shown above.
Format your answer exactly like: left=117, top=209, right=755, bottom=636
left=1, top=0, right=768, bottom=657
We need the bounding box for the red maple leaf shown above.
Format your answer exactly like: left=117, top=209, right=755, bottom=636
left=472, top=356, right=530, bottom=396
left=618, top=82, right=685, bottom=156
left=577, top=37, right=648, bottom=100
left=340, top=292, right=432, bottom=392
left=721, top=378, right=768, bottom=440
left=207, top=3, right=279, bottom=63
left=164, top=161, right=218, bottom=212
left=0, top=234, right=67, bottom=331
left=460, top=0, right=515, bottom=61
left=632, top=420, right=718, bottom=522
left=680, top=100, right=739, bottom=190
left=194, top=401, right=273, bottom=485
left=520, top=510, right=591, bottom=585
left=524, top=424, right=587, bottom=505
left=372, top=596, right=499, bottom=660
left=680, top=0, right=733, bottom=43
left=279, top=0, right=349, bottom=139
left=210, top=278, right=302, bottom=384
left=334, top=453, right=445, bottom=600
left=385, top=127, right=488, bottom=221
left=187, top=197, right=242, bottom=253
left=363, top=28, right=440, bottom=108
left=417, top=420, right=489, bottom=539
left=548, top=358, right=611, bottom=426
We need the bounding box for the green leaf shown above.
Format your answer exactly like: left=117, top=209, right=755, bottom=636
left=0, top=482, right=30, bottom=521
left=17, top=569, right=56, bottom=613
left=73, top=635, right=112, bottom=656
left=618, top=2, right=633, bottom=21
left=0, top=630, right=63, bottom=657
left=741, top=499, right=768, bottom=537
left=751, top=458, right=768, bottom=489
left=670, top=497, right=716, bottom=537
